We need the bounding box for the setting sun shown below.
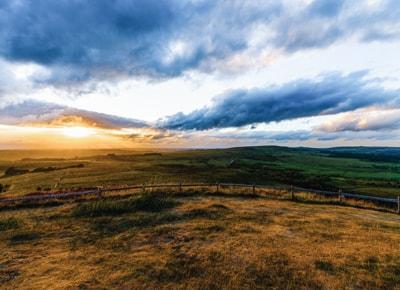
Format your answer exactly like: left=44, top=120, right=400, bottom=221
left=61, top=126, right=94, bottom=138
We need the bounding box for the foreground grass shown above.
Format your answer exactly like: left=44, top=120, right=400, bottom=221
left=1, top=192, right=400, bottom=289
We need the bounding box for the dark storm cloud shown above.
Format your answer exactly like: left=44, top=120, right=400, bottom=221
left=0, top=0, right=399, bottom=84
left=157, top=72, right=400, bottom=130
left=0, top=0, right=175, bottom=65
left=0, top=0, right=181, bottom=81
left=0, top=100, right=147, bottom=129
left=0, top=0, right=280, bottom=83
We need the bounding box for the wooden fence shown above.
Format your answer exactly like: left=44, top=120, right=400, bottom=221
left=0, top=182, right=399, bottom=214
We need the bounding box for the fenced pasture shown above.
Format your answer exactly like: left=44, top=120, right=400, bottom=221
left=1, top=182, right=399, bottom=214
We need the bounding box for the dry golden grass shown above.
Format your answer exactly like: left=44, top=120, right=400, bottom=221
left=1, top=191, right=400, bottom=289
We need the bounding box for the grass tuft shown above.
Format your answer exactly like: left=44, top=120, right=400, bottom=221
left=0, top=269, right=20, bottom=284
left=315, top=260, right=335, bottom=272
left=9, top=232, right=40, bottom=243
left=134, top=194, right=179, bottom=212
left=90, top=212, right=182, bottom=235
left=362, top=256, right=379, bottom=273
left=0, top=218, right=21, bottom=231
left=73, top=194, right=179, bottom=217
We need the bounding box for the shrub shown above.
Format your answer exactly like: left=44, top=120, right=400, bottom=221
left=4, top=167, right=29, bottom=177
left=134, top=194, right=178, bottom=212
left=73, top=194, right=179, bottom=217
left=73, top=199, right=136, bottom=217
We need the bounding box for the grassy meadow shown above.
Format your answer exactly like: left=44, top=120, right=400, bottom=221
left=1, top=146, right=400, bottom=289
left=1, top=146, right=400, bottom=198
left=1, top=191, right=400, bottom=289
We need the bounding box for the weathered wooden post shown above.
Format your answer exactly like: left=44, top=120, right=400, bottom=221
left=216, top=183, right=219, bottom=193
left=179, top=182, right=182, bottom=193
left=397, top=196, right=400, bottom=214
left=291, top=185, right=294, bottom=200
left=338, top=189, right=342, bottom=203
left=142, top=183, right=146, bottom=193
left=97, top=186, right=102, bottom=198
left=252, top=184, right=256, bottom=195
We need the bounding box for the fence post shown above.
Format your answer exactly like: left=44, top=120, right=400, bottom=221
left=291, top=185, right=294, bottom=200
left=216, top=183, right=219, bottom=193
left=179, top=182, right=182, bottom=193
left=338, top=189, right=342, bottom=203
left=252, top=184, right=256, bottom=195
left=142, top=183, right=146, bottom=193
left=97, top=186, right=102, bottom=198
left=397, top=196, right=400, bottom=214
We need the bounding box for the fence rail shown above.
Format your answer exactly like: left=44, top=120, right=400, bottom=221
left=292, top=186, right=398, bottom=204
left=0, top=182, right=399, bottom=213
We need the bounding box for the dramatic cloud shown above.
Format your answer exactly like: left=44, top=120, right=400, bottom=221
left=157, top=72, right=400, bottom=130
left=1, top=1, right=400, bottom=148
left=320, top=108, right=400, bottom=132
left=273, top=0, right=400, bottom=52
left=0, top=100, right=147, bottom=129
left=0, top=0, right=276, bottom=83
left=0, top=0, right=399, bottom=84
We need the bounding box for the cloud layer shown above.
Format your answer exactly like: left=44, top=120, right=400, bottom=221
left=0, top=0, right=399, bottom=84
left=158, top=72, right=399, bottom=130
left=0, top=100, right=147, bottom=129
left=1, top=1, right=400, bottom=147
left=320, top=108, right=400, bottom=132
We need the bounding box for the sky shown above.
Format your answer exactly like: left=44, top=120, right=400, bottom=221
left=0, top=0, right=400, bottom=149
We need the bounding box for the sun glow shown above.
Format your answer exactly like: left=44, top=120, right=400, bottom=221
left=0, top=124, right=186, bottom=149
left=61, top=126, right=95, bottom=138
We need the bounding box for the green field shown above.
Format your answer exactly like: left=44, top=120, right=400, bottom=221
left=1, top=146, right=400, bottom=198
